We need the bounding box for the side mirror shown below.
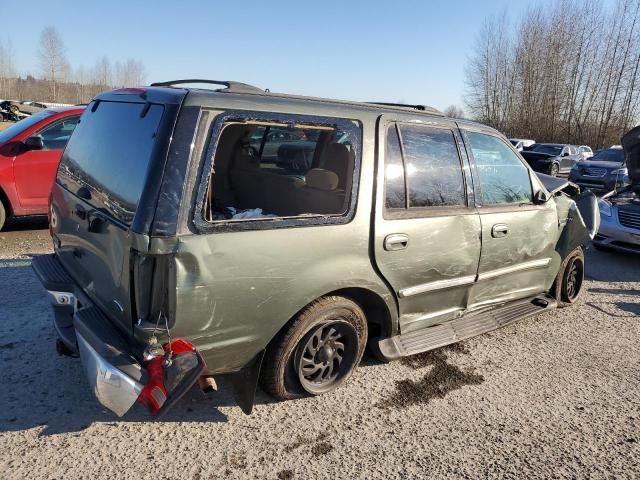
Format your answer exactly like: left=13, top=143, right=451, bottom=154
left=561, top=152, right=569, bottom=157
left=534, top=189, right=551, bottom=204
left=25, top=136, right=44, bottom=150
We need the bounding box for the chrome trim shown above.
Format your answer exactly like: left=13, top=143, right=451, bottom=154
left=76, top=333, right=143, bottom=417
left=478, top=258, right=551, bottom=281
left=399, top=275, right=476, bottom=298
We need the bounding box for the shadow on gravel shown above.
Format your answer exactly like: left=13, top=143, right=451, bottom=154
left=1, top=215, right=48, bottom=232
left=376, top=343, right=484, bottom=410
left=0, top=262, right=285, bottom=436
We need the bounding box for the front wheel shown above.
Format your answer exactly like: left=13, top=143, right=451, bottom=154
left=549, top=163, right=560, bottom=177
left=260, top=296, right=368, bottom=400
left=552, top=247, right=585, bottom=307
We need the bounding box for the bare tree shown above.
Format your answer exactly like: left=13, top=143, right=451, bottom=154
left=0, top=38, right=16, bottom=99
left=443, top=105, right=466, bottom=118
left=37, top=26, right=69, bottom=101
left=465, top=0, right=640, bottom=148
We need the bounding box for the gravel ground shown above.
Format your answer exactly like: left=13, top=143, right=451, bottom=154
left=0, top=220, right=638, bottom=479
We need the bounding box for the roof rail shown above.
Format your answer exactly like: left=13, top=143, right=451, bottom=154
left=149, top=79, right=264, bottom=94
left=366, top=101, right=443, bottom=115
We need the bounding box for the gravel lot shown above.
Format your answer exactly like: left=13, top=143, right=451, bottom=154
left=0, top=219, right=638, bottom=479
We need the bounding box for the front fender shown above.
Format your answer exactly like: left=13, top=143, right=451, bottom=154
left=556, top=190, right=599, bottom=259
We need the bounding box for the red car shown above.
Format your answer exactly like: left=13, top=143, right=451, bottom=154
left=0, top=106, right=84, bottom=230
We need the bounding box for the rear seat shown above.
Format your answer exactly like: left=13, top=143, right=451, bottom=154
left=229, top=140, right=349, bottom=217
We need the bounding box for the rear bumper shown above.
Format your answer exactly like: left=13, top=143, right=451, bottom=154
left=32, top=254, right=149, bottom=416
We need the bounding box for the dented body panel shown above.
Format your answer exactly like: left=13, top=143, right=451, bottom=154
left=35, top=84, right=598, bottom=416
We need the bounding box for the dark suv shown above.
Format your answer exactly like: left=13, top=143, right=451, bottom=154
left=32, top=80, right=599, bottom=418
left=569, top=147, right=630, bottom=193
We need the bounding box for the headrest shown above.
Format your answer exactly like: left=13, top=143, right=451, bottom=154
left=322, top=143, right=350, bottom=171
left=305, top=168, right=339, bottom=191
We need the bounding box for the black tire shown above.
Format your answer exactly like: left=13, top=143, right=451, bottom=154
left=550, top=163, right=560, bottom=177
left=552, top=247, right=585, bottom=307
left=260, top=296, right=368, bottom=400
left=0, top=200, right=6, bottom=231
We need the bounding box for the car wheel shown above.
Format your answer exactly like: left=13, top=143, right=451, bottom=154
left=550, top=163, right=559, bottom=177
left=552, top=247, right=585, bottom=307
left=260, top=296, right=368, bottom=400
left=0, top=200, right=6, bottom=231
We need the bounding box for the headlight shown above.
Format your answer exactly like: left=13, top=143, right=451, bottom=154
left=611, top=168, right=627, bottom=175
left=598, top=198, right=612, bottom=217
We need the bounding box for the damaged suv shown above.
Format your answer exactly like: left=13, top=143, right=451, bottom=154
left=33, top=80, right=599, bottom=417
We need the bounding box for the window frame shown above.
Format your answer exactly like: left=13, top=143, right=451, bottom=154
left=461, top=128, right=537, bottom=210
left=381, top=119, right=474, bottom=220
left=191, top=109, right=363, bottom=234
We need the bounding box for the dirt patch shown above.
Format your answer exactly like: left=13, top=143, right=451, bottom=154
left=378, top=343, right=484, bottom=409
left=277, top=469, right=294, bottom=480
left=311, top=442, right=333, bottom=456
left=284, top=432, right=328, bottom=453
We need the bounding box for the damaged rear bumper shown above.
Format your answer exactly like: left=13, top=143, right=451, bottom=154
left=32, top=254, right=205, bottom=418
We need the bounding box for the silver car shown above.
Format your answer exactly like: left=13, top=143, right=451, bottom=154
left=593, top=126, right=640, bottom=253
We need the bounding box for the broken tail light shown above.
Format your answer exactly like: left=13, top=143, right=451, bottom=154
left=138, top=339, right=206, bottom=415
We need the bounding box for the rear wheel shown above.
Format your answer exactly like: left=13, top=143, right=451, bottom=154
left=0, top=201, right=6, bottom=231
left=260, top=296, right=367, bottom=400
left=552, top=247, right=585, bottom=307
left=550, top=163, right=560, bottom=177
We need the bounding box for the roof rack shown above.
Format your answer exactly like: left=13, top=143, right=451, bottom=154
left=149, top=79, right=264, bottom=94
left=366, top=102, right=443, bottom=115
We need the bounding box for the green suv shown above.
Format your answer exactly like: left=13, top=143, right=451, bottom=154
left=32, top=80, right=599, bottom=417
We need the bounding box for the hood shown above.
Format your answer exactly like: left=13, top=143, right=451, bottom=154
left=536, top=173, right=580, bottom=196
left=521, top=151, right=556, bottom=160
left=622, top=125, right=640, bottom=186
left=575, top=159, right=624, bottom=169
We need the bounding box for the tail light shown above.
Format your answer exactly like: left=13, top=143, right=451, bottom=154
left=138, top=339, right=200, bottom=414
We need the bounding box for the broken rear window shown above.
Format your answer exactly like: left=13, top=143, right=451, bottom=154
left=202, top=119, right=357, bottom=223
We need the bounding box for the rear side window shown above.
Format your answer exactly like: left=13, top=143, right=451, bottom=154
left=199, top=113, right=360, bottom=227
left=466, top=132, right=533, bottom=205
left=58, top=101, right=164, bottom=225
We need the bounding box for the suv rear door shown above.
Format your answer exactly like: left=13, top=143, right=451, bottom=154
left=373, top=115, right=481, bottom=333
left=461, top=129, right=558, bottom=307
left=53, top=98, right=172, bottom=334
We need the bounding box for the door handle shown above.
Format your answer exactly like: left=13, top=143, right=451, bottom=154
left=384, top=233, right=409, bottom=251
left=491, top=224, right=509, bottom=238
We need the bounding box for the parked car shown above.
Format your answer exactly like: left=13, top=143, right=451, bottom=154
left=593, top=126, right=640, bottom=253
left=15, top=101, right=48, bottom=115
left=521, top=143, right=582, bottom=176
left=32, top=80, right=599, bottom=418
left=509, top=138, right=535, bottom=152
left=569, top=146, right=630, bottom=194
left=0, top=106, right=84, bottom=230
left=578, top=145, right=594, bottom=160
left=0, top=100, right=29, bottom=122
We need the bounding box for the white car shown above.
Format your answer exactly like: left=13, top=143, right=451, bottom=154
left=578, top=145, right=594, bottom=160
left=509, top=138, right=536, bottom=152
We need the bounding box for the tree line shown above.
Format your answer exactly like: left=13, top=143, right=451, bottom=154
left=465, top=0, right=640, bottom=149
left=0, top=26, right=145, bottom=105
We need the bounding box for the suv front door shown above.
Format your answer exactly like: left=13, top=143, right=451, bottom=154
left=463, top=130, right=558, bottom=307
left=374, top=116, right=481, bottom=333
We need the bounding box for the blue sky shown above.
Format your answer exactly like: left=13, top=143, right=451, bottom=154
left=0, top=1, right=599, bottom=110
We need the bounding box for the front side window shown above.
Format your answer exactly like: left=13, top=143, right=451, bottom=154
left=399, top=125, right=466, bottom=208
left=38, top=116, right=80, bottom=150
left=202, top=116, right=359, bottom=223
left=466, top=131, right=533, bottom=205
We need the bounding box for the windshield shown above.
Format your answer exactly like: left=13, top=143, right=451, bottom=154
left=0, top=110, right=55, bottom=143
left=530, top=144, right=562, bottom=155
left=591, top=148, right=625, bottom=163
